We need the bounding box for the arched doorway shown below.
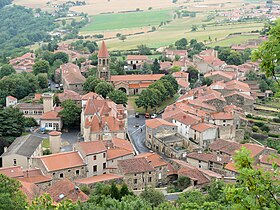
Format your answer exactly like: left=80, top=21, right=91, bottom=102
left=118, top=87, right=127, bottom=94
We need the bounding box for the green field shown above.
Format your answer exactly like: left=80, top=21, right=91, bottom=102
left=207, top=34, right=260, bottom=47
left=81, top=10, right=173, bottom=32
left=104, top=15, right=264, bottom=50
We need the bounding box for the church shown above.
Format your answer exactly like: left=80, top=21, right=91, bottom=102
left=97, top=41, right=165, bottom=95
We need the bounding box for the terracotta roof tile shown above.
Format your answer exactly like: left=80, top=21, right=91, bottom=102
left=61, top=63, right=86, bottom=85
left=36, top=151, right=85, bottom=172
left=75, top=174, right=123, bottom=185
left=57, top=90, right=81, bottom=102
left=178, top=167, right=209, bottom=185
left=0, top=166, right=23, bottom=178
left=41, top=111, right=60, bottom=120
left=127, top=55, right=148, bottom=60
left=259, top=154, right=280, bottom=166
left=146, top=118, right=175, bottom=129
left=76, top=141, right=107, bottom=155
left=243, top=144, right=266, bottom=158
left=82, top=92, right=103, bottom=100
left=7, top=95, right=17, bottom=100
left=211, top=112, right=233, bottom=120
left=204, top=71, right=236, bottom=80
left=172, top=113, right=201, bottom=126
left=191, top=123, right=215, bottom=132
left=17, top=168, right=52, bottom=184
left=209, top=139, right=241, bottom=155
left=135, top=152, right=168, bottom=168
left=107, top=148, right=133, bottom=161
left=110, top=74, right=164, bottom=82
left=20, top=181, right=41, bottom=201
left=112, top=138, right=134, bottom=152
left=98, top=41, right=109, bottom=58
left=186, top=152, right=231, bottom=164
left=47, top=179, right=88, bottom=203
left=118, top=158, right=155, bottom=174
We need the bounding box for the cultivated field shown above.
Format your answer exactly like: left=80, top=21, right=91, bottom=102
left=81, top=10, right=173, bottom=32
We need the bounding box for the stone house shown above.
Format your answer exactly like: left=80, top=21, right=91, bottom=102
left=6, top=96, right=18, bottom=107
left=9, top=53, right=35, bottom=73
left=189, top=123, right=217, bottom=148
left=193, top=53, right=226, bottom=74
left=74, top=174, right=124, bottom=188
left=126, top=55, right=148, bottom=70
left=116, top=158, right=157, bottom=191
left=259, top=154, right=280, bottom=169
left=40, top=110, right=62, bottom=131
left=73, top=141, right=107, bottom=177
left=32, top=151, right=86, bottom=181
left=106, top=148, right=134, bottom=169
left=224, top=91, right=254, bottom=111
left=163, top=49, right=188, bottom=60
left=204, top=71, right=237, bottom=82
left=16, top=103, right=44, bottom=123
left=1, top=134, right=44, bottom=169
left=135, top=152, right=169, bottom=186
left=59, top=63, right=86, bottom=93
left=185, top=152, right=231, bottom=173
left=209, top=139, right=241, bottom=157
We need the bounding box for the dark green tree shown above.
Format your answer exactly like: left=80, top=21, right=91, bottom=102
left=140, top=188, right=165, bottom=208
left=108, top=90, right=128, bottom=105
left=32, top=60, right=50, bottom=75
left=0, top=64, right=15, bottom=79
left=152, top=59, right=161, bottom=74
left=175, top=38, right=188, bottom=49
left=95, top=81, right=114, bottom=98
left=0, top=174, right=28, bottom=210
left=53, top=52, right=69, bottom=63
left=110, top=182, right=120, bottom=200
left=59, top=100, right=81, bottom=128
left=83, top=76, right=102, bottom=92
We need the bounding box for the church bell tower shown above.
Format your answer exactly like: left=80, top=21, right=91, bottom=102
left=97, top=41, right=110, bottom=81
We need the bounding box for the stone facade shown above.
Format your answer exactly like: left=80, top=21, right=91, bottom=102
left=121, top=171, right=157, bottom=191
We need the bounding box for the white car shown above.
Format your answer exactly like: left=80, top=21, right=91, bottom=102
left=151, top=114, right=157, bottom=119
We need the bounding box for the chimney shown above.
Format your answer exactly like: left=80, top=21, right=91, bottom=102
left=4, top=147, right=8, bottom=153
left=183, top=115, right=186, bottom=119
left=49, top=131, right=62, bottom=154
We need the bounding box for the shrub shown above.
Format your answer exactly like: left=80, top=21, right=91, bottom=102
left=261, top=125, right=270, bottom=133
left=255, top=122, right=264, bottom=127
left=268, top=133, right=280, bottom=138
left=252, top=126, right=259, bottom=132
left=246, top=114, right=253, bottom=118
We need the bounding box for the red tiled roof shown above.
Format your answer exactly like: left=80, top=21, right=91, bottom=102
left=243, top=144, right=265, bottom=158
left=18, top=168, right=52, bottom=184
left=98, top=41, right=109, bottom=58
left=20, top=181, right=41, bottom=202
left=186, top=152, right=231, bottom=164
left=178, top=167, right=209, bottom=185
left=57, top=90, right=81, bottom=102
left=82, top=92, right=103, bottom=100
left=34, top=94, right=42, bottom=101
left=47, top=179, right=89, bottom=203
left=135, top=152, right=168, bottom=168
left=36, top=151, right=85, bottom=172
left=191, top=123, right=215, bottom=132
left=209, top=139, right=241, bottom=155
left=211, top=112, right=233, bottom=120
left=225, top=162, right=237, bottom=172
left=107, top=148, right=133, bottom=160
left=112, top=138, right=134, bottom=152
left=0, top=166, right=23, bottom=178
left=259, top=154, right=280, bottom=166
left=61, top=63, right=86, bottom=85
left=172, top=71, right=189, bottom=78
left=76, top=141, right=107, bottom=155
left=75, top=174, right=123, bottom=185
left=127, top=55, right=148, bottom=60
left=204, top=70, right=236, bottom=80
left=118, top=157, right=155, bottom=174
left=7, top=95, right=17, bottom=100
left=110, top=74, right=164, bottom=82
left=49, top=131, right=62, bottom=136
left=176, top=78, right=190, bottom=88
left=172, top=113, right=201, bottom=126
left=41, top=111, right=60, bottom=120
left=146, top=118, right=175, bottom=129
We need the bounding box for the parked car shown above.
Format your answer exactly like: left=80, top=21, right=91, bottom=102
left=151, top=114, right=157, bottom=119
left=55, top=84, right=59, bottom=89
left=145, top=113, right=150, bottom=118
left=135, top=112, right=140, bottom=118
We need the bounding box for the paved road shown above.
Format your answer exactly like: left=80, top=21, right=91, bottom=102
left=127, top=113, right=150, bottom=154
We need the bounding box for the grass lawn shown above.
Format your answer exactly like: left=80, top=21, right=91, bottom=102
left=42, top=138, right=50, bottom=149
left=207, top=34, right=260, bottom=47
left=81, top=10, right=173, bottom=32
left=129, top=94, right=179, bottom=114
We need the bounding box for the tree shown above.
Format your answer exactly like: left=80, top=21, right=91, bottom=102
left=108, top=90, right=128, bottom=105
left=152, top=59, right=161, bottom=74
left=245, top=70, right=258, bottom=80
left=0, top=64, right=15, bottom=79
left=175, top=38, right=188, bottom=50
left=252, top=19, right=280, bottom=86
left=259, top=80, right=269, bottom=92
left=136, top=88, right=160, bottom=112
left=62, top=19, right=66, bottom=26
left=42, top=51, right=55, bottom=65
left=177, top=190, right=205, bottom=206
left=160, top=75, right=179, bottom=93
left=170, top=66, right=181, bottom=73
left=0, top=107, right=25, bottom=138
left=225, top=147, right=280, bottom=209
left=53, top=52, right=69, bottom=63
left=160, top=79, right=176, bottom=97
left=119, top=35, right=127, bottom=42
left=95, top=81, right=114, bottom=98
left=59, top=100, right=81, bottom=128
left=140, top=188, right=165, bottom=208
left=110, top=182, right=120, bottom=200
left=83, top=76, right=102, bottom=92
left=24, top=117, right=38, bottom=128
left=176, top=176, right=191, bottom=191
left=37, top=73, right=48, bottom=89
left=137, top=44, right=152, bottom=55
left=149, top=80, right=168, bottom=101
left=0, top=174, right=28, bottom=210
left=201, top=77, right=213, bottom=86
left=119, top=184, right=132, bottom=198
left=32, top=60, right=50, bottom=75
